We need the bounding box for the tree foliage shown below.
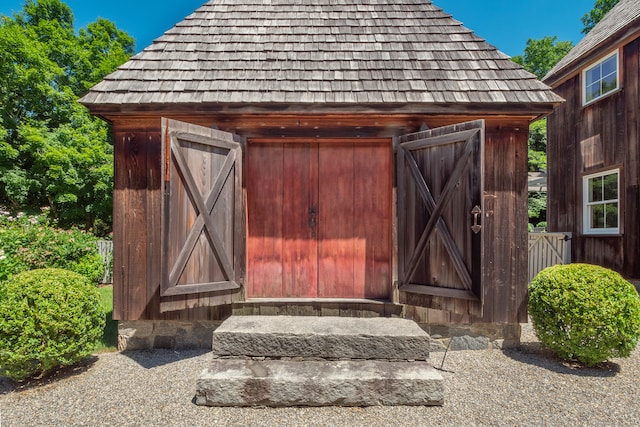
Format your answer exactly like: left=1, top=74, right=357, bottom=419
left=582, top=0, right=620, bottom=34
left=527, top=119, right=549, bottom=227
left=0, top=0, right=133, bottom=232
left=512, top=36, right=574, bottom=80
left=528, top=119, right=547, bottom=172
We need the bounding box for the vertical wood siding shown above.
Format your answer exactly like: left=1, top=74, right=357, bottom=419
left=112, top=117, right=531, bottom=324
left=481, top=123, right=530, bottom=323
left=548, top=37, right=640, bottom=280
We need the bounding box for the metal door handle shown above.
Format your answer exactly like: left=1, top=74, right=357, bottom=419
left=471, top=205, right=482, bottom=234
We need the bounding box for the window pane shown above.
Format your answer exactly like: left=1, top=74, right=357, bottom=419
left=589, top=176, right=603, bottom=202
left=591, top=204, right=605, bottom=228
left=586, top=83, right=600, bottom=102
left=602, top=75, right=617, bottom=94
left=586, top=66, right=601, bottom=85
left=602, top=55, right=617, bottom=76
left=605, top=203, right=618, bottom=228
left=603, top=172, right=618, bottom=200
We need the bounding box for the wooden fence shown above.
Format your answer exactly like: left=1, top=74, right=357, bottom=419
left=528, top=232, right=572, bottom=283
left=96, top=240, right=113, bottom=284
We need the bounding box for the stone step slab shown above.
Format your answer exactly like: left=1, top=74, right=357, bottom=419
left=210, top=315, right=431, bottom=360
left=195, top=359, right=444, bottom=407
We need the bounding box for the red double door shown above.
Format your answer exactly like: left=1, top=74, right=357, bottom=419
left=247, top=140, right=392, bottom=299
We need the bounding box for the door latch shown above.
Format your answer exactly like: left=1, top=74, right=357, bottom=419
left=471, top=205, right=482, bottom=234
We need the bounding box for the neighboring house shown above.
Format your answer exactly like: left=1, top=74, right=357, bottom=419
left=543, top=0, right=640, bottom=283
left=81, top=0, right=561, bottom=346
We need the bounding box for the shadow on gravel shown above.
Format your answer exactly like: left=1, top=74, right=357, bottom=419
left=0, top=355, right=99, bottom=395
left=503, top=343, right=620, bottom=377
left=122, top=348, right=210, bottom=369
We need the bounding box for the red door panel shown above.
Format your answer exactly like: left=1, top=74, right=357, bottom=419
left=247, top=140, right=391, bottom=299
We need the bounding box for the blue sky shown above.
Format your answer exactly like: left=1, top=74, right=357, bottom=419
left=1, top=0, right=592, bottom=57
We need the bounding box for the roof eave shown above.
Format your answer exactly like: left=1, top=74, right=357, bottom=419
left=543, top=22, right=640, bottom=88
left=80, top=101, right=562, bottom=118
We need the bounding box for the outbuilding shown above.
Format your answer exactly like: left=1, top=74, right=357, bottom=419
left=81, top=0, right=562, bottom=348
left=543, top=0, right=640, bottom=287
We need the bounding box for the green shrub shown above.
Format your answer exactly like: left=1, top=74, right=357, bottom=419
left=0, top=268, right=105, bottom=381
left=529, top=263, right=640, bottom=367
left=0, top=208, right=103, bottom=283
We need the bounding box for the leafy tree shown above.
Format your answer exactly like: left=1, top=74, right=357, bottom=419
left=0, top=1, right=133, bottom=232
left=527, top=119, right=548, bottom=227
left=528, top=119, right=547, bottom=172
left=582, top=0, right=620, bottom=34
left=512, top=36, right=574, bottom=80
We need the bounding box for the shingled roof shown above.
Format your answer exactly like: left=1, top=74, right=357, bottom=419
left=80, top=0, right=562, bottom=113
left=544, top=0, right=640, bottom=87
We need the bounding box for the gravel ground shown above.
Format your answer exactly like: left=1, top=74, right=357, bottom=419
left=1, top=323, right=639, bottom=427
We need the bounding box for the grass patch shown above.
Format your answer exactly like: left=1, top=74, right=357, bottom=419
left=95, top=285, right=118, bottom=352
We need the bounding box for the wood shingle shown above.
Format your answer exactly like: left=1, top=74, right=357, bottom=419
left=80, top=0, right=562, bottom=113
left=544, top=0, right=640, bottom=86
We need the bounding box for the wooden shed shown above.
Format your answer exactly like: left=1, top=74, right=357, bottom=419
left=543, top=0, right=640, bottom=284
left=80, top=0, right=562, bottom=341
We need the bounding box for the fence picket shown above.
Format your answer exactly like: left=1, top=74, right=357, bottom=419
left=96, top=240, right=113, bottom=284
left=528, top=232, right=571, bottom=283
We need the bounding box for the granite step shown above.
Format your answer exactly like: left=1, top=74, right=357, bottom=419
left=210, top=315, right=431, bottom=361
left=195, top=359, right=444, bottom=407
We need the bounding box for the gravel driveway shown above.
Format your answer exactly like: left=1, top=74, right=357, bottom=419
left=1, top=323, right=639, bottom=426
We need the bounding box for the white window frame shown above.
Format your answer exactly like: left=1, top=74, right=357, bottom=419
left=583, top=168, right=620, bottom=235
left=582, top=50, right=619, bottom=106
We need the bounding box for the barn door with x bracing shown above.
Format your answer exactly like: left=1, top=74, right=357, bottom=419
left=397, top=120, right=484, bottom=317
left=160, top=118, right=244, bottom=306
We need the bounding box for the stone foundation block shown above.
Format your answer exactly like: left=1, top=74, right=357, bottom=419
left=211, top=316, right=431, bottom=360
left=195, top=359, right=444, bottom=407
left=118, top=320, right=222, bottom=351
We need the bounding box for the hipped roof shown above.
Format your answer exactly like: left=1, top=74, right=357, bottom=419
left=544, top=0, right=640, bottom=87
left=80, top=0, right=562, bottom=115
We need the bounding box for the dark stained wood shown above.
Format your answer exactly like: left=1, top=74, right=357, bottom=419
left=103, top=113, right=542, bottom=139
left=160, top=119, right=243, bottom=305
left=548, top=37, right=640, bottom=281
left=482, top=124, right=529, bottom=323
left=110, top=114, right=532, bottom=325
left=112, top=131, right=150, bottom=320
left=145, top=131, right=163, bottom=319
left=397, top=121, right=484, bottom=317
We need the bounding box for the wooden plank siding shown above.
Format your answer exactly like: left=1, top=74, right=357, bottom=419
left=547, top=37, right=640, bottom=281
left=111, top=115, right=531, bottom=324
left=113, top=118, right=234, bottom=321
left=403, top=121, right=530, bottom=324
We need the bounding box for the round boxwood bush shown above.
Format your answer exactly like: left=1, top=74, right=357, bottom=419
left=529, top=263, right=640, bottom=367
left=0, top=268, right=105, bottom=381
